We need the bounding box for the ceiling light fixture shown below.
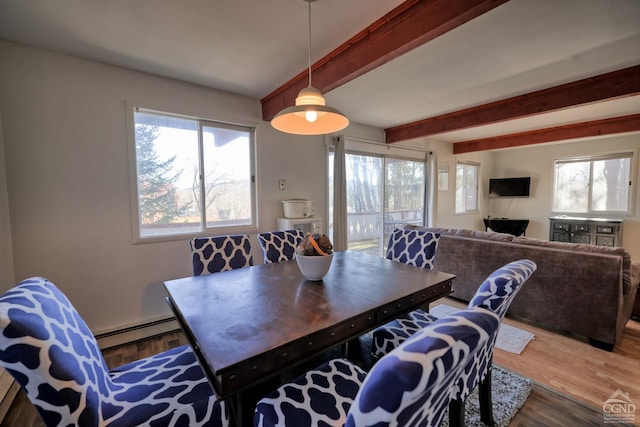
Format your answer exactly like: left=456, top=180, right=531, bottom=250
left=271, top=0, right=349, bottom=135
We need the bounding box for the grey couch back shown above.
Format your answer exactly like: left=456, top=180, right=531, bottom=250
left=411, top=226, right=635, bottom=348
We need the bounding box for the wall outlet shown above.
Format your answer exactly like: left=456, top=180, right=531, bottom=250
left=279, top=179, right=286, bottom=190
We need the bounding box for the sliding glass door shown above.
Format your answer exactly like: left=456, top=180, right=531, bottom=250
left=329, top=150, right=426, bottom=257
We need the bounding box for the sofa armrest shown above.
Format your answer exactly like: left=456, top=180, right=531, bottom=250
left=631, top=261, right=640, bottom=290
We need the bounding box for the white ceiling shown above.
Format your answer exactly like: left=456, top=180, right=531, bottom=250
left=1, top=0, right=639, bottom=144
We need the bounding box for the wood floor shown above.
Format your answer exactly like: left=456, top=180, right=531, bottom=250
left=440, top=297, right=640, bottom=426
left=2, top=296, right=639, bottom=426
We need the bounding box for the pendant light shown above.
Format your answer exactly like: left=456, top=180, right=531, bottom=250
left=271, top=0, right=349, bottom=135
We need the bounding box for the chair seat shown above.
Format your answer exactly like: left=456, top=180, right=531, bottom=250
left=108, top=344, right=228, bottom=426
left=254, top=358, right=367, bottom=427
left=371, top=309, right=438, bottom=358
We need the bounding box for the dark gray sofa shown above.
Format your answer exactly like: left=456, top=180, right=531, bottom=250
left=407, top=226, right=640, bottom=351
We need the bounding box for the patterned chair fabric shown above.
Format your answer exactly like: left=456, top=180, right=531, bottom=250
left=254, top=307, right=500, bottom=427
left=373, top=227, right=442, bottom=363
left=371, top=259, right=537, bottom=425
left=258, top=229, right=304, bottom=264
left=0, top=277, right=229, bottom=427
left=385, top=228, right=440, bottom=269
left=190, top=234, right=253, bottom=275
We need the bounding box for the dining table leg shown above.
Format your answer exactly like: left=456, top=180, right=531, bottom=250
left=229, top=389, right=262, bottom=427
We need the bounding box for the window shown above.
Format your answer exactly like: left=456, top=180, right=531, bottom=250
left=553, top=152, right=633, bottom=214
left=455, top=162, right=479, bottom=213
left=329, top=150, right=426, bottom=256
left=438, top=164, right=449, bottom=191
left=131, top=108, right=255, bottom=240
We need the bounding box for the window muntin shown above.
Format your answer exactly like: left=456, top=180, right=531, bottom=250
left=455, top=162, right=479, bottom=214
left=132, top=108, right=255, bottom=239
left=553, top=153, right=632, bottom=214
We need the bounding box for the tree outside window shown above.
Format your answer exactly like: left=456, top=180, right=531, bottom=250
left=553, top=153, right=632, bottom=214
left=328, top=150, right=426, bottom=257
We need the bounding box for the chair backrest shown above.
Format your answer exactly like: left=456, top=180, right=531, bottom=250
left=346, top=307, right=500, bottom=426
left=468, top=259, right=537, bottom=319
left=190, top=234, right=253, bottom=275
left=0, top=277, right=111, bottom=426
left=453, top=259, right=537, bottom=402
left=385, top=228, right=440, bottom=269
left=258, top=229, right=304, bottom=264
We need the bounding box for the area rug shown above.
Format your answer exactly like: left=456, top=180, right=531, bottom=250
left=440, top=365, right=533, bottom=427
left=430, top=304, right=535, bottom=355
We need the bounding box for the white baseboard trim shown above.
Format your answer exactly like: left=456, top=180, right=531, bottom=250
left=95, top=316, right=181, bottom=350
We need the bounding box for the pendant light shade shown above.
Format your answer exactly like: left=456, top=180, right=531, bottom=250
left=272, top=87, right=349, bottom=135
left=271, top=0, right=349, bottom=135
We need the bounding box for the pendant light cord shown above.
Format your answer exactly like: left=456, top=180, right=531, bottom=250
left=307, top=0, right=312, bottom=87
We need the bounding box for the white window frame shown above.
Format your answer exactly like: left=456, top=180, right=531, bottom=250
left=455, top=161, right=480, bottom=214
left=126, top=104, right=257, bottom=243
left=552, top=151, right=635, bottom=216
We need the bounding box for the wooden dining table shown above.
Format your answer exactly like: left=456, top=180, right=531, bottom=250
left=164, top=250, right=455, bottom=426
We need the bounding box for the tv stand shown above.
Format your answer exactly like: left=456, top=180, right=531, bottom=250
left=484, top=218, right=529, bottom=236
left=549, top=216, right=622, bottom=247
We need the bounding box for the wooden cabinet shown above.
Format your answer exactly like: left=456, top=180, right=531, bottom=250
left=549, top=216, right=623, bottom=247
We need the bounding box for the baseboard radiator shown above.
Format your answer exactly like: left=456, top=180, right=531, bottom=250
left=95, top=316, right=180, bottom=350
left=0, top=316, right=181, bottom=423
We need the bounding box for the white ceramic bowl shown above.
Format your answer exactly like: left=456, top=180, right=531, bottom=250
left=296, top=253, right=333, bottom=281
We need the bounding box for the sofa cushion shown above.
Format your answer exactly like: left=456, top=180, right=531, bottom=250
left=632, top=262, right=640, bottom=288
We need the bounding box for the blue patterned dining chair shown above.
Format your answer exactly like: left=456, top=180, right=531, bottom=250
left=190, top=234, right=253, bottom=275
left=254, top=307, right=500, bottom=427
left=373, top=228, right=440, bottom=357
left=258, top=229, right=304, bottom=264
left=371, top=259, right=537, bottom=426
left=0, top=277, right=229, bottom=427
left=385, top=227, right=440, bottom=268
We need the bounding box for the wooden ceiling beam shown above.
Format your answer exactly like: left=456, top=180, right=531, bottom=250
left=386, top=65, right=640, bottom=143
left=261, top=0, right=510, bottom=121
left=452, top=114, right=640, bottom=154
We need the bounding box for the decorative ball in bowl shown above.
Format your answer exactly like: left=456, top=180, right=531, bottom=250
left=295, top=233, right=334, bottom=281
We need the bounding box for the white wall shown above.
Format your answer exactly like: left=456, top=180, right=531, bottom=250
left=491, top=135, right=640, bottom=258
left=431, top=143, right=495, bottom=231
left=0, top=41, right=330, bottom=333
left=0, top=111, right=14, bottom=288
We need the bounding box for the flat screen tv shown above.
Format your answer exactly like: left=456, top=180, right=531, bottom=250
left=489, top=177, right=531, bottom=198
